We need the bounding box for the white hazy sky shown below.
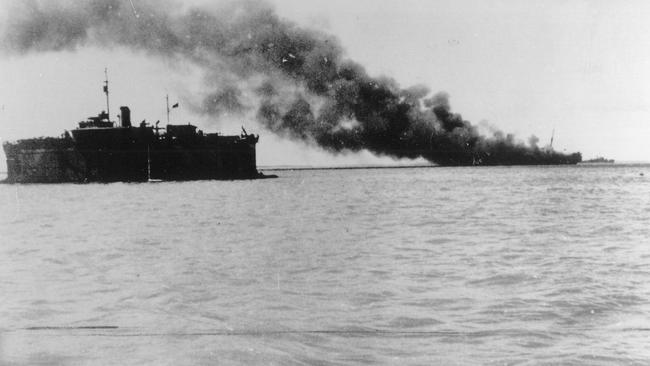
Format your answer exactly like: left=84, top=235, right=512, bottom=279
left=1, top=0, right=650, bottom=168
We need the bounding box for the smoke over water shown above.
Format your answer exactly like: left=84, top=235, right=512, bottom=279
left=1, top=0, right=581, bottom=166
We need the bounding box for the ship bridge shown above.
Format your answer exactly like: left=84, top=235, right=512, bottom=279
left=77, top=111, right=114, bottom=129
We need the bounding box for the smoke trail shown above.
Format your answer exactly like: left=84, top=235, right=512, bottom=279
left=0, top=0, right=581, bottom=165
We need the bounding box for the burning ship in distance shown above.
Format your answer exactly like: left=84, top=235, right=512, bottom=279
left=3, top=70, right=582, bottom=184
left=0, top=1, right=586, bottom=183
left=2, top=76, right=271, bottom=183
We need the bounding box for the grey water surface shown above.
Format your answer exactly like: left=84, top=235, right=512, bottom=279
left=1, top=165, right=649, bottom=365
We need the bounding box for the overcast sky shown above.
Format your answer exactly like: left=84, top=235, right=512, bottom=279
left=1, top=0, right=649, bottom=168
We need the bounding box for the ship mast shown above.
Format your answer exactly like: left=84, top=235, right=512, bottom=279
left=103, top=68, right=110, bottom=121
left=166, top=94, right=170, bottom=125
left=550, top=128, right=555, bottom=149
left=166, top=94, right=179, bottom=125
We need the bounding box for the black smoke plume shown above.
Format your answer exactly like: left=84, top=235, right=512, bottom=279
left=1, top=0, right=581, bottom=165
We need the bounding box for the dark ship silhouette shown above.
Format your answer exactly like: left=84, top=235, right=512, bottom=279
left=581, top=157, right=615, bottom=164
left=2, top=74, right=272, bottom=183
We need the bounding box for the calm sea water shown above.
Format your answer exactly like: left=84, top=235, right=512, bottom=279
left=1, top=165, right=649, bottom=365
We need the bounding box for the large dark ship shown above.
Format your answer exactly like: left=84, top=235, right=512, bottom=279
left=2, top=76, right=270, bottom=183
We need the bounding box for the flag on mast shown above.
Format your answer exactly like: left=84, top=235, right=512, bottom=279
left=166, top=95, right=179, bottom=124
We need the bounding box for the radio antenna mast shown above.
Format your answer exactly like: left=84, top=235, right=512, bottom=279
left=103, top=68, right=110, bottom=121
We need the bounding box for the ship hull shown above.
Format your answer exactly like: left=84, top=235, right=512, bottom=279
left=3, top=129, right=263, bottom=183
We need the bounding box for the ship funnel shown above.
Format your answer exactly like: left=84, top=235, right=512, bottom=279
left=120, top=106, right=131, bottom=128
